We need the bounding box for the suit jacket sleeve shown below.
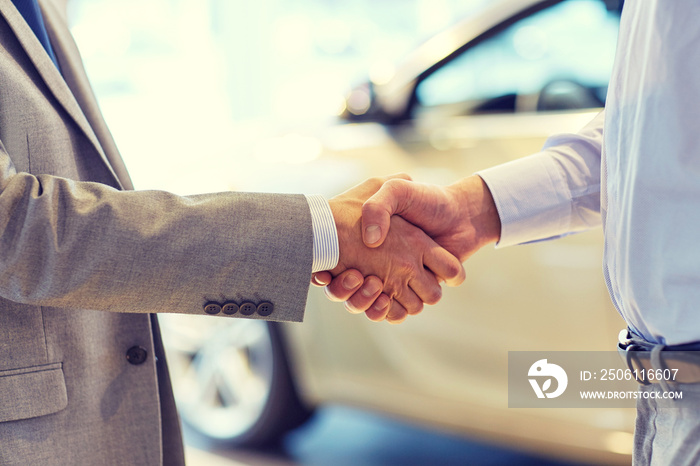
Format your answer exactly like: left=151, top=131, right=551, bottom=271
left=0, top=141, right=313, bottom=322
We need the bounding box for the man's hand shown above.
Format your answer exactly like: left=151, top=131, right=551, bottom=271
left=322, top=175, right=465, bottom=323
left=312, top=270, right=392, bottom=321
left=314, top=175, right=501, bottom=315
left=361, top=175, right=501, bottom=261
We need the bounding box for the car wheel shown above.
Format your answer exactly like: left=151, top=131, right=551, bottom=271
left=158, top=314, right=312, bottom=447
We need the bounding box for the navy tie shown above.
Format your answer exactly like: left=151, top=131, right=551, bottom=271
left=12, top=0, right=60, bottom=69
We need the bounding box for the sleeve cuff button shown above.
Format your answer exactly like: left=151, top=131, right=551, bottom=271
left=222, top=302, right=239, bottom=315
left=203, top=302, right=222, bottom=315
left=257, top=302, right=274, bottom=316
left=239, top=302, right=256, bottom=316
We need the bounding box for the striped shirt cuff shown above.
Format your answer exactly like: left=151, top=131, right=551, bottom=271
left=305, top=194, right=339, bottom=273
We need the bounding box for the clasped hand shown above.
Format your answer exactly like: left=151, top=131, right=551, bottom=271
left=314, top=174, right=501, bottom=323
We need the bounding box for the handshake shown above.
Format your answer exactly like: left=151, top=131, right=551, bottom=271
left=312, top=173, right=502, bottom=324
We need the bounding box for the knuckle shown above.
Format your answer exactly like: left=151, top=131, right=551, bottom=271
left=398, top=257, right=414, bottom=272
left=385, top=178, right=408, bottom=195
left=424, top=287, right=442, bottom=305
left=368, top=176, right=385, bottom=189
left=361, top=199, right=381, bottom=215
left=381, top=281, right=399, bottom=299
left=389, top=258, right=413, bottom=277
left=388, top=172, right=412, bottom=182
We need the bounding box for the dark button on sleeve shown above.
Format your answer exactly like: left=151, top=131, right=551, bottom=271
left=222, top=302, right=239, bottom=315
left=239, top=302, right=256, bottom=316
left=257, top=302, right=274, bottom=317
left=204, top=302, right=222, bottom=315
left=126, top=346, right=148, bottom=365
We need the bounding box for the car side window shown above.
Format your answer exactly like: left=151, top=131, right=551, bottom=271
left=415, top=0, right=621, bottom=115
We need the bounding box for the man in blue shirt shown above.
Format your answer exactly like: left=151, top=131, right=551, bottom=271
left=322, top=1, right=700, bottom=464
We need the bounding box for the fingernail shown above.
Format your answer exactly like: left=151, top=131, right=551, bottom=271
left=372, top=298, right=389, bottom=311
left=365, top=225, right=381, bottom=244
left=361, top=282, right=380, bottom=297
left=311, top=275, right=325, bottom=286
left=343, top=274, right=361, bottom=290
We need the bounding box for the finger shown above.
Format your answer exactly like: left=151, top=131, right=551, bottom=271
left=386, top=299, right=409, bottom=324
left=362, top=178, right=413, bottom=248
left=344, top=276, right=384, bottom=313
left=423, top=244, right=466, bottom=287
left=311, top=271, right=332, bottom=287
left=393, top=286, right=424, bottom=316
left=324, top=269, right=364, bottom=302
left=406, top=268, right=443, bottom=306
left=364, top=294, right=392, bottom=321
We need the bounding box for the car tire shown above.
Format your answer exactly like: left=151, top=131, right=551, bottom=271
left=159, top=315, right=313, bottom=448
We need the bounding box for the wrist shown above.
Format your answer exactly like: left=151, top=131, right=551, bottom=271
left=448, top=175, right=501, bottom=247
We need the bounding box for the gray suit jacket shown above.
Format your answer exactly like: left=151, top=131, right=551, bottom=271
left=0, top=1, right=313, bottom=464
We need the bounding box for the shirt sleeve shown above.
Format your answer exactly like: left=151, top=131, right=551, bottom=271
left=477, top=110, right=605, bottom=248
left=305, top=194, right=340, bottom=272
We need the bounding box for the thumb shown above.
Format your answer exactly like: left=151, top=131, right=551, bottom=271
left=311, top=271, right=332, bottom=287
left=361, top=178, right=413, bottom=248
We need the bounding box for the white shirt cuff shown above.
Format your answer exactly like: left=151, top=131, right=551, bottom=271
left=477, top=152, right=571, bottom=248
left=304, top=194, right=339, bottom=272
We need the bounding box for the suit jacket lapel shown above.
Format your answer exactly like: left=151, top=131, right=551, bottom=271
left=40, top=0, right=133, bottom=190
left=0, top=0, right=132, bottom=190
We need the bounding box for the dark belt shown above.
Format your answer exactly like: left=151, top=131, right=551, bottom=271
left=617, top=329, right=700, bottom=385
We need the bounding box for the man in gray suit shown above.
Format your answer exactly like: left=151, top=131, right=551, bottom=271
left=0, top=0, right=464, bottom=464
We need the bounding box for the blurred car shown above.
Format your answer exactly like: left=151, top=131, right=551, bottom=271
left=158, top=0, right=633, bottom=463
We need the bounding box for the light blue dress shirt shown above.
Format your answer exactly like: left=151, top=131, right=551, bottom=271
left=479, top=0, right=700, bottom=346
